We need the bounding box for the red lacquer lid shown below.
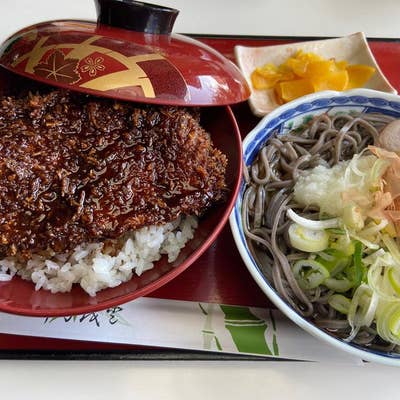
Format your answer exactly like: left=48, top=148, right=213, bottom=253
left=0, top=0, right=250, bottom=106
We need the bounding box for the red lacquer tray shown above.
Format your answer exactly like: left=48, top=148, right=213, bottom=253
left=1, top=35, right=400, bottom=359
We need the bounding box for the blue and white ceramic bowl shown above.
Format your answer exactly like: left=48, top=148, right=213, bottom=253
left=230, top=88, right=400, bottom=365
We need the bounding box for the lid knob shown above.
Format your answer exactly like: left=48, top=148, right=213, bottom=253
left=94, top=0, right=179, bottom=34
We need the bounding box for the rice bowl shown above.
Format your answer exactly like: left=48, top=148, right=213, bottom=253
left=0, top=85, right=231, bottom=297
left=0, top=101, right=242, bottom=317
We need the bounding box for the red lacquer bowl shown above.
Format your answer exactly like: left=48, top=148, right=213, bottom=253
left=0, top=1, right=247, bottom=316
left=0, top=67, right=243, bottom=316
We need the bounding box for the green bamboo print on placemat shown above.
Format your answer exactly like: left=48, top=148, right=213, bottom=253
left=220, top=305, right=279, bottom=356
left=269, top=309, right=279, bottom=356
left=199, top=303, right=222, bottom=351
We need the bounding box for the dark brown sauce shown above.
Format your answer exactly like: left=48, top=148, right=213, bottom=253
left=0, top=90, right=227, bottom=258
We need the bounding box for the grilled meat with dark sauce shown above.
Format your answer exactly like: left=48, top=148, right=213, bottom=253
left=0, top=90, right=227, bottom=258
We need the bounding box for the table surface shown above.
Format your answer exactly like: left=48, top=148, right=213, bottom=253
left=2, top=1, right=400, bottom=399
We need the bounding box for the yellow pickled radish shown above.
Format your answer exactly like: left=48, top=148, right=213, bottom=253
left=312, top=69, right=349, bottom=91
left=251, top=71, right=278, bottom=90
left=277, top=64, right=296, bottom=81
left=346, top=64, right=376, bottom=89
left=250, top=50, right=376, bottom=104
left=336, top=60, right=348, bottom=70
left=304, top=59, right=336, bottom=79
left=256, top=63, right=279, bottom=77
left=251, top=63, right=280, bottom=89
left=285, top=57, right=309, bottom=77
left=278, top=79, right=314, bottom=102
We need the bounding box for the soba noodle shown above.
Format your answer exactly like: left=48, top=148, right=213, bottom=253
left=242, top=112, right=398, bottom=349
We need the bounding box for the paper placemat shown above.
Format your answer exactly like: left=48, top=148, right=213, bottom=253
left=0, top=297, right=361, bottom=364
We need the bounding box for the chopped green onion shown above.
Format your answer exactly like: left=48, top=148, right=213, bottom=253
left=288, top=223, right=329, bottom=253
left=348, top=231, right=379, bottom=250
left=347, top=284, right=378, bottom=341
left=369, top=158, right=390, bottom=186
left=287, top=209, right=341, bottom=230
left=328, top=294, right=351, bottom=314
left=388, top=267, right=400, bottom=296
left=388, top=308, right=400, bottom=337
left=317, top=251, right=335, bottom=262
left=325, top=228, right=346, bottom=235
left=353, top=241, right=365, bottom=287
left=381, top=234, right=400, bottom=265
left=316, top=248, right=351, bottom=276
left=376, top=303, right=400, bottom=346
left=325, top=277, right=353, bottom=293
left=368, top=264, right=400, bottom=302
left=359, top=219, right=388, bottom=237
left=292, top=259, right=329, bottom=290
left=362, top=248, right=388, bottom=266
left=343, top=241, right=366, bottom=288
left=330, top=235, right=355, bottom=256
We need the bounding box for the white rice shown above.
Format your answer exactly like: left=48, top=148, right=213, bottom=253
left=0, top=216, right=198, bottom=296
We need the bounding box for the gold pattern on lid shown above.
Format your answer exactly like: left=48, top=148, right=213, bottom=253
left=12, top=35, right=165, bottom=97
left=81, top=57, right=105, bottom=77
